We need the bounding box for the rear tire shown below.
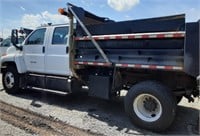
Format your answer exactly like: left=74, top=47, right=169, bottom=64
left=124, top=81, right=176, bottom=132
left=2, top=66, right=20, bottom=94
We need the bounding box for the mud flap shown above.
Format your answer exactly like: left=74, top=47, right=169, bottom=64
left=88, top=75, right=111, bottom=100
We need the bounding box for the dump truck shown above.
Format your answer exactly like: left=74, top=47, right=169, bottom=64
left=1, top=3, right=199, bottom=131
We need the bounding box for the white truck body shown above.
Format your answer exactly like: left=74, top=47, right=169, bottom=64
left=1, top=25, right=72, bottom=76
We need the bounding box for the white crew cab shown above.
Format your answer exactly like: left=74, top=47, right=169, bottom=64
left=0, top=24, right=76, bottom=94
left=1, top=24, right=71, bottom=75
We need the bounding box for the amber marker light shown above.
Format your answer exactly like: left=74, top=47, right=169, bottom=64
left=58, top=8, right=65, bottom=15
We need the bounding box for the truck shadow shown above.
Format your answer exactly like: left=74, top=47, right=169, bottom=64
left=13, top=89, right=199, bottom=135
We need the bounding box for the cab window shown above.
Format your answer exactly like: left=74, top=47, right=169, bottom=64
left=52, top=27, right=68, bottom=45
left=26, top=28, right=46, bottom=45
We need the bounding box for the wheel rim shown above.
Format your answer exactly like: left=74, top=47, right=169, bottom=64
left=4, top=72, right=15, bottom=89
left=133, top=94, right=162, bottom=122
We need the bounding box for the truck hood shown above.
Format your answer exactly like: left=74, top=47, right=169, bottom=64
left=6, top=46, right=21, bottom=55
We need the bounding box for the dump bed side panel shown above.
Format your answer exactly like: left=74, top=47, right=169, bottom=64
left=75, top=39, right=184, bottom=67
left=70, top=4, right=185, bottom=36
left=74, top=13, right=185, bottom=69
left=75, top=15, right=185, bottom=36
left=71, top=4, right=199, bottom=78
left=184, top=21, right=200, bottom=77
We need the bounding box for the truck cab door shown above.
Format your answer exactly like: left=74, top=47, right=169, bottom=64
left=23, top=28, right=46, bottom=73
left=45, top=26, right=72, bottom=76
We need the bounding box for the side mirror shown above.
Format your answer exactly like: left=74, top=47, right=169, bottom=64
left=11, top=29, right=19, bottom=45
left=11, top=29, right=22, bottom=50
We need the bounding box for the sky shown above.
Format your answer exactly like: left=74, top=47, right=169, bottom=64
left=0, top=0, right=200, bottom=38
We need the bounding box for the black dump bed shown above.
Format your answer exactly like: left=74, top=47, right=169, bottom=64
left=69, top=4, right=199, bottom=78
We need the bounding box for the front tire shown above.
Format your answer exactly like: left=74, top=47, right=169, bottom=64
left=2, top=66, right=20, bottom=94
left=124, top=81, right=176, bottom=132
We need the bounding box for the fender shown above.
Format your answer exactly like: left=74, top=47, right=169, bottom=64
left=1, top=53, right=27, bottom=73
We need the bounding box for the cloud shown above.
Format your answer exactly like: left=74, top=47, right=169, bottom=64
left=0, top=28, right=12, bottom=38
left=107, top=0, right=140, bottom=11
left=20, top=6, right=26, bottom=11
left=186, top=8, right=200, bottom=22
left=21, top=11, right=69, bottom=29
left=80, top=0, right=94, bottom=7
left=1, top=11, right=69, bottom=38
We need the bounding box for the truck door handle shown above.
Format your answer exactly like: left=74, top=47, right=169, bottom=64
left=42, top=46, right=45, bottom=53
left=66, top=46, right=69, bottom=54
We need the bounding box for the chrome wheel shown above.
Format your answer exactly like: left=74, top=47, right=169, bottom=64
left=4, top=72, right=15, bottom=89
left=133, top=94, right=162, bottom=122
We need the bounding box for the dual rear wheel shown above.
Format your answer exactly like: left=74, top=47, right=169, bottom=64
left=124, top=81, right=176, bottom=131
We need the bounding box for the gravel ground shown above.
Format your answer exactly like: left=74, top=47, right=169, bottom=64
left=0, top=74, right=199, bottom=135
left=0, top=119, right=34, bottom=136
left=0, top=101, right=95, bottom=136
